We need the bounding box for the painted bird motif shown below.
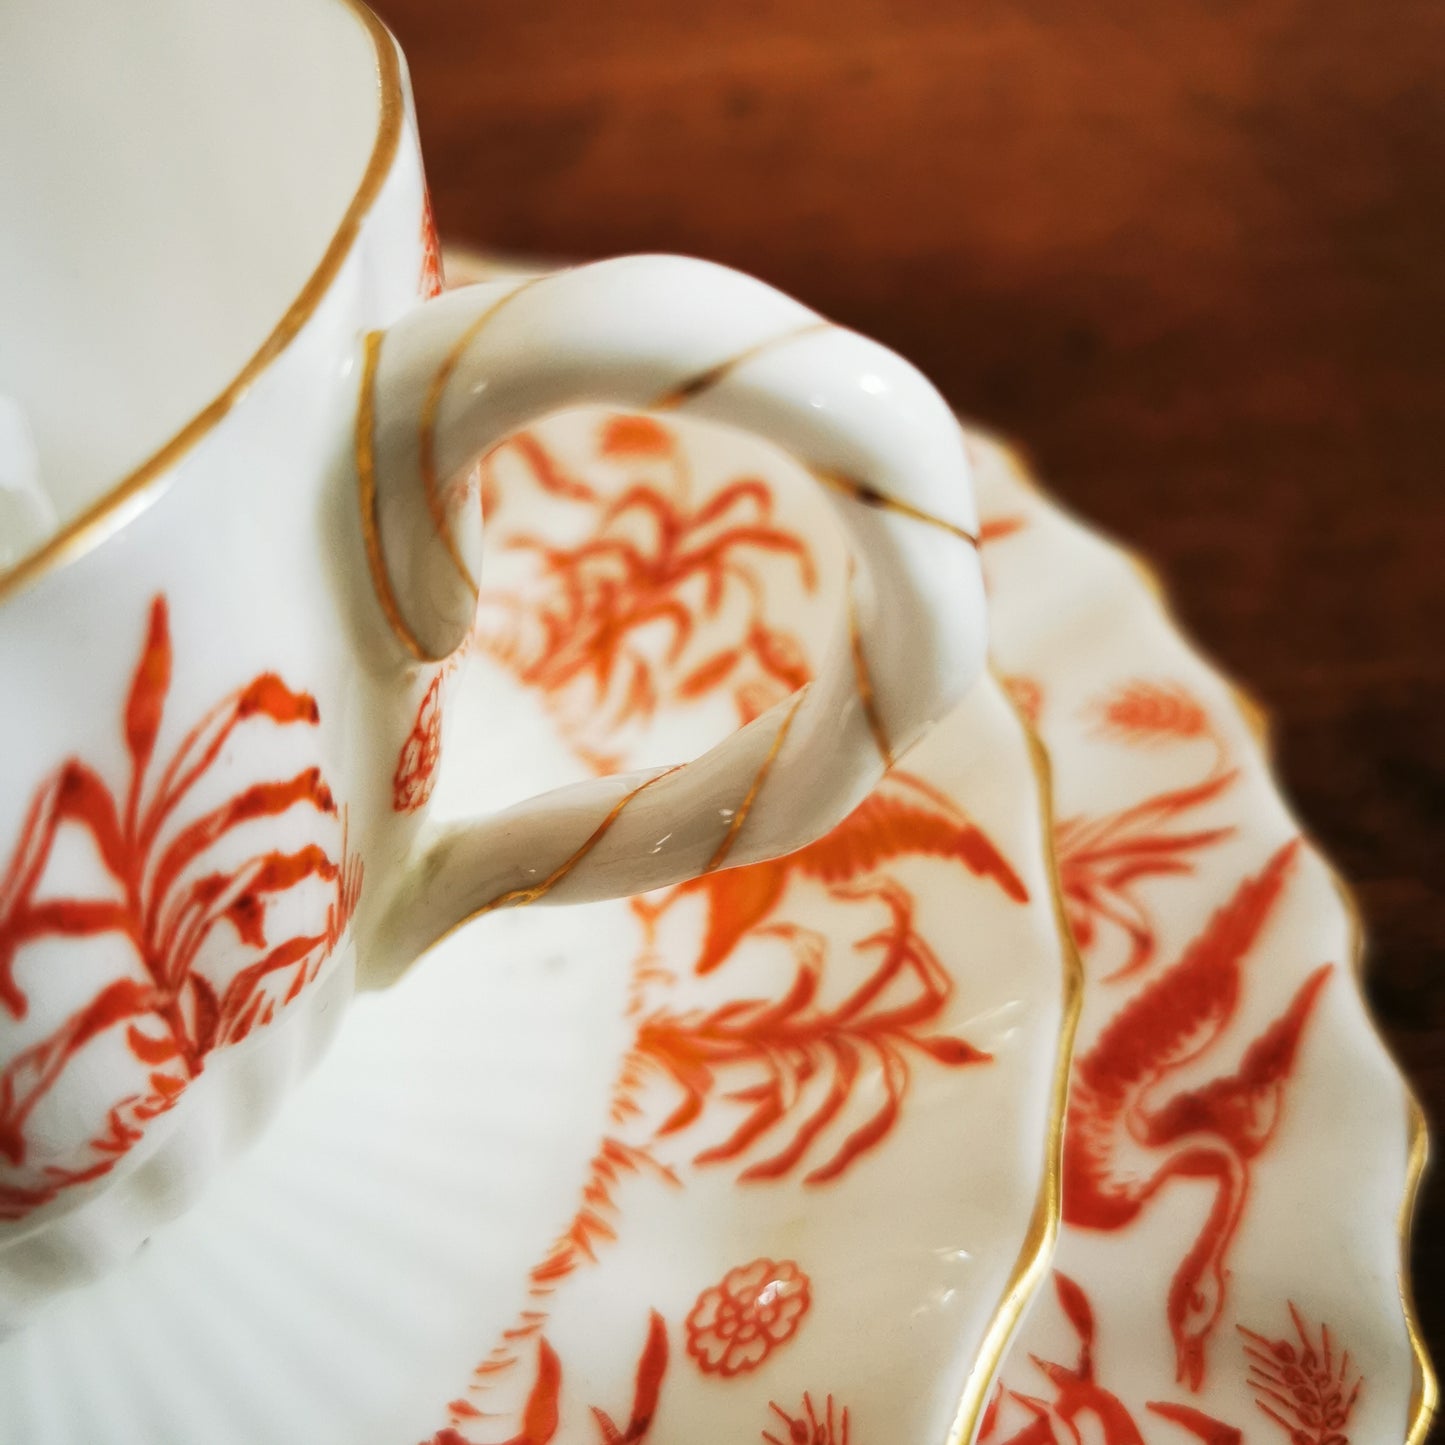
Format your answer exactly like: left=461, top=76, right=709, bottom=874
left=1062, top=839, right=1331, bottom=1391
left=658, top=768, right=1030, bottom=976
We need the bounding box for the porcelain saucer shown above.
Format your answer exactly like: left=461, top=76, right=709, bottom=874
left=969, top=432, right=1433, bottom=1445
left=0, top=409, right=1073, bottom=1445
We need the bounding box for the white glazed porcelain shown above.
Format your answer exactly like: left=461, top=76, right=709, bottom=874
left=968, top=434, right=1435, bottom=1445
left=0, top=407, right=1076, bottom=1445
left=0, top=0, right=989, bottom=1318
left=0, top=390, right=1427, bottom=1443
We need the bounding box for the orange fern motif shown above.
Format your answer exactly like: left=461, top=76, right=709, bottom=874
left=664, top=769, right=1028, bottom=977
left=0, top=596, right=356, bottom=1219
left=525, top=1138, right=679, bottom=1296
left=431, top=409, right=1028, bottom=1438
left=1057, top=680, right=1233, bottom=980
left=981, top=1273, right=1244, bottom=1444
left=432, top=1313, right=669, bottom=1445
left=474, top=420, right=816, bottom=765
left=634, top=879, right=989, bottom=1185
left=764, top=1394, right=852, bottom=1444
left=1056, top=768, right=1238, bottom=982
left=1063, top=842, right=1331, bottom=1389
left=1241, top=1306, right=1362, bottom=1444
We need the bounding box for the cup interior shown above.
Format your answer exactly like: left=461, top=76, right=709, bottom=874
left=0, top=0, right=383, bottom=538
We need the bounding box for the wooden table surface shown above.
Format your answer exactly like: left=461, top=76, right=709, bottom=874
left=378, top=0, right=1444, bottom=1421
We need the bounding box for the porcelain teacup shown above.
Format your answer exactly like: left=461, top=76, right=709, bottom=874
left=0, top=0, right=986, bottom=1327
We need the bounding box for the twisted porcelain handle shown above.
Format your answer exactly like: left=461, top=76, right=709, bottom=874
left=358, top=255, right=985, bottom=982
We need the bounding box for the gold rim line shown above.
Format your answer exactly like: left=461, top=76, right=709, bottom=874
left=811, top=465, right=981, bottom=548
left=981, top=421, right=1274, bottom=757
left=1027, top=421, right=1431, bottom=1445
left=356, top=331, right=430, bottom=661
left=1330, top=869, right=1437, bottom=1445
left=436, top=766, right=681, bottom=949
left=992, top=428, right=1431, bottom=1443
left=945, top=685, right=1084, bottom=1445
left=0, top=0, right=405, bottom=607
left=417, top=274, right=551, bottom=595
left=649, top=320, right=832, bottom=411
left=846, top=573, right=894, bottom=768
left=1400, top=1096, right=1438, bottom=1445
left=1081, top=407, right=1431, bottom=1439
left=705, top=688, right=808, bottom=873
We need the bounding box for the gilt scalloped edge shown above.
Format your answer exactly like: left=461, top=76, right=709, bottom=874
left=945, top=693, right=1085, bottom=1445
left=976, top=426, right=1436, bottom=1445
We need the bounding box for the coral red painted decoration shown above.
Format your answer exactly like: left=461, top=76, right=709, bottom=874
left=1240, top=1305, right=1362, bottom=1444
left=1000, top=674, right=1043, bottom=724
left=981, top=1273, right=1244, bottom=1444
left=636, top=877, right=990, bottom=1185
left=474, top=420, right=817, bottom=766
left=1056, top=683, right=1235, bottom=982
left=526, top=1138, right=679, bottom=1295
left=1089, top=681, right=1213, bottom=746
left=1056, top=769, right=1238, bottom=983
left=978, top=515, right=1027, bottom=547
left=686, top=1258, right=810, bottom=1377
left=394, top=669, right=446, bottom=812
left=592, top=1311, right=669, bottom=1444
left=763, top=1394, right=851, bottom=1444
left=419, top=190, right=444, bottom=299
left=1062, top=841, right=1331, bottom=1389
left=0, top=596, right=356, bottom=1219
left=429, top=415, right=1028, bottom=1437
left=431, top=1313, right=668, bottom=1445
left=664, top=768, right=1028, bottom=977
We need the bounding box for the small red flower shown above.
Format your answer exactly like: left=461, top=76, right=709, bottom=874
left=686, top=1258, right=810, bottom=1377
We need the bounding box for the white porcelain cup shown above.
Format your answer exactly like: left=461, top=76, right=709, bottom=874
left=0, top=0, right=987, bottom=1326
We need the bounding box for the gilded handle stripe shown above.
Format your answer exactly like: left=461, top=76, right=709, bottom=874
left=356, top=330, right=431, bottom=661
left=847, top=578, right=894, bottom=769
left=650, top=321, right=832, bottom=411
left=813, top=465, right=980, bottom=547
left=705, top=688, right=809, bottom=873
left=418, top=276, right=550, bottom=596
left=461, top=765, right=680, bottom=927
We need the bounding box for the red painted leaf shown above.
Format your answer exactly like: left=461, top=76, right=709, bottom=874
left=124, top=597, right=172, bottom=775
left=1053, top=1272, right=1096, bottom=1352
left=677, top=650, right=741, bottom=699
left=916, top=1034, right=992, bottom=1066
left=125, top=1026, right=179, bottom=1064
left=235, top=674, right=320, bottom=725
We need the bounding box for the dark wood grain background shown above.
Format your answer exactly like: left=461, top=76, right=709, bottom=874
left=377, top=0, right=1444, bottom=1420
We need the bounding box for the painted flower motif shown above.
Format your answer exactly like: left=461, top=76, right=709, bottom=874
left=685, top=1258, right=811, bottom=1377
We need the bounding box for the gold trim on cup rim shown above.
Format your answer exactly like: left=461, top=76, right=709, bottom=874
left=0, top=0, right=405, bottom=607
